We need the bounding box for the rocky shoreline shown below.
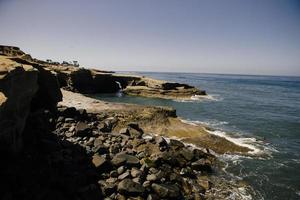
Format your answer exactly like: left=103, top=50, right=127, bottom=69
left=0, top=45, right=253, bottom=200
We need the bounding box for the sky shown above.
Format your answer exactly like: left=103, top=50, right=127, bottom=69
left=0, top=0, right=300, bottom=76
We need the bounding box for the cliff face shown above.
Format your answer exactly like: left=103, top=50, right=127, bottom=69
left=0, top=58, right=38, bottom=153
left=0, top=55, right=62, bottom=154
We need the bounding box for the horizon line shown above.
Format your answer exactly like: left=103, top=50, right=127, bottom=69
left=114, top=70, right=300, bottom=78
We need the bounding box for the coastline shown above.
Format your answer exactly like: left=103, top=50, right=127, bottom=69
left=0, top=45, right=257, bottom=199
left=60, top=89, right=252, bottom=155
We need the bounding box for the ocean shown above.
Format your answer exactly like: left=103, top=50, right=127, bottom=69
left=94, top=72, right=300, bottom=200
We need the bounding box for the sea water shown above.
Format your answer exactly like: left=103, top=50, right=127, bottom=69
left=93, top=72, right=300, bottom=200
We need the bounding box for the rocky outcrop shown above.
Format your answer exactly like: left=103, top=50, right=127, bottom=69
left=1, top=45, right=206, bottom=100
left=0, top=58, right=38, bottom=153
left=47, top=64, right=206, bottom=99
left=0, top=55, right=62, bottom=154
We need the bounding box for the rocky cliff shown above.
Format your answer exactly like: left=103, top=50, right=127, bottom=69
left=0, top=55, right=62, bottom=154
left=47, top=65, right=206, bottom=99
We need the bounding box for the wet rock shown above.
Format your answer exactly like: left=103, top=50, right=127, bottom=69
left=117, top=179, right=145, bottom=196
left=151, top=183, right=180, bottom=198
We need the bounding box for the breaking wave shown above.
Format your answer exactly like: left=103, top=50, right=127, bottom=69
left=180, top=118, right=277, bottom=157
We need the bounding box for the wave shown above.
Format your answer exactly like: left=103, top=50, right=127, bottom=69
left=180, top=119, right=229, bottom=127
left=173, top=94, right=223, bottom=102
left=180, top=118, right=277, bottom=156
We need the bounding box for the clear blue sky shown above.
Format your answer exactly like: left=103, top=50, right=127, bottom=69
left=1, top=0, right=300, bottom=76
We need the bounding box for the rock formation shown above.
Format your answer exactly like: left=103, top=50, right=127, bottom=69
left=0, top=51, right=62, bottom=153
left=47, top=64, right=206, bottom=99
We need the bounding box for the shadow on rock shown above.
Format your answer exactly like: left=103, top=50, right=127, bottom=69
left=0, top=109, right=102, bottom=200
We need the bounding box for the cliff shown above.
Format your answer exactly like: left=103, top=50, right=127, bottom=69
left=0, top=55, right=62, bottom=154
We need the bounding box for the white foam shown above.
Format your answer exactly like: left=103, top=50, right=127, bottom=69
left=206, top=129, right=263, bottom=155
left=173, top=94, right=223, bottom=102
left=191, top=94, right=223, bottom=101
left=180, top=118, right=276, bottom=156
left=180, top=118, right=228, bottom=127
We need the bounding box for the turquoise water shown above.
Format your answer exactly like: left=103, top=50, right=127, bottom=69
left=94, top=72, right=300, bottom=199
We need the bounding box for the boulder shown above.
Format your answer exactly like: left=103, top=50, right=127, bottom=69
left=92, top=154, right=109, bottom=171
left=117, top=179, right=145, bottom=196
